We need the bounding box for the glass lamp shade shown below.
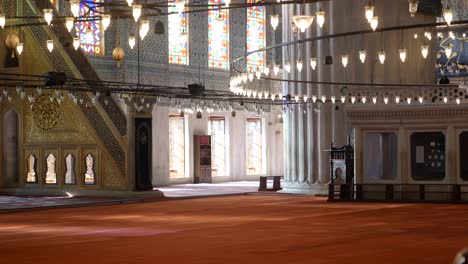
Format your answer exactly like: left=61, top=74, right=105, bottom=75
left=341, top=54, right=349, bottom=68
left=418, top=97, right=423, bottom=103
left=395, top=96, right=400, bottom=104
left=73, top=37, right=80, bottom=50
left=47, top=40, right=54, bottom=53
left=384, top=97, right=389, bottom=104
left=340, top=96, right=345, bottom=104
left=312, top=95, right=317, bottom=103
left=65, top=17, right=74, bottom=32
left=242, top=73, right=248, bottom=83
left=370, top=16, right=378, bottom=31
left=331, top=96, right=336, bottom=104
left=43, top=9, right=53, bottom=25
left=409, top=0, right=419, bottom=17
left=71, top=0, right=80, bottom=17
left=16, top=43, right=24, bottom=55
left=407, top=97, right=411, bottom=104
left=362, top=96, right=367, bottom=104
left=270, top=14, right=280, bottom=30
left=359, top=49, right=366, bottom=63
left=255, top=70, right=262, bottom=80
left=140, top=19, right=150, bottom=40
left=102, top=14, right=111, bottom=31
left=273, top=64, right=280, bottom=76
left=126, top=0, right=134, bottom=6
left=263, top=66, right=270, bottom=76
left=0, top=14, right=5, bottom=28
left=421, top=45, right=429, bottom=59
left=310, top=57, right=317, bottom=70
left=284, top=61, right=291, bottom=73
left=424, top=31, right=432, bottom=40
left=132, top=5, right=142, bottom=22
left=292, top=15, right=315, bottom=33
left=443, top=8, right=453, bottom=26
left=351, top=96, right=356, bottom=104
left=129, top=35, right=136, bottom=49
left=364, top=4, right=375, bottom=23
left=378, top=50, right=386, bottom=64
left=399, top=49, right=407, bottom=62
left=321, top=95, right=326, bottom=103
left=296, top=59, right=303, bottom=72
left=248, top=72, right=254, bottom=82
left=445, top=45, right=453, bottom=58
left=316, top=10, right=325, bottom=28
left=372, top=97, right=377, bottom=104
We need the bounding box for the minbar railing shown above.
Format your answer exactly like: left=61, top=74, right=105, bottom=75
left=329, top=184, right=468, bottom=203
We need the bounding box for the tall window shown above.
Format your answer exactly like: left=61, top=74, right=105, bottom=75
left=246, top=118, right=263, bottom=175
left=168, top=3, right=189, bottom=65
left=169, top=116, right=186, bottom=178
left=209, top=117, right=226, bottom=176
left=246, top=0, right=265, bottom=73
left=75, top=0, right=104, bottom=55
left=208, top=0, right=229, bottom=69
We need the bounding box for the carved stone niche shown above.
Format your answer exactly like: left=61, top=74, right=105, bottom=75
left=45, top=154, right=57, bottom=184
left=84, top=153, right=95, bottom=185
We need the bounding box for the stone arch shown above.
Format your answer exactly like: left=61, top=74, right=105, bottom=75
left=2, top=109, right=19, bottom=186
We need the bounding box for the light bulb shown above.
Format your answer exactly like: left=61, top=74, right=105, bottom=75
left=270, top=14, right=279, bottom=30
left=263, top=66, right=270, bottom=76
left=444, top=97, right=448, bottom=103
left=102, top=14, right=111, bottom=31
left=321, top=95, right=326, bottom=103
left=284, top=61, right=291, bottom=73
left=129, top=35, right=136, bottom=49
left=340, top=96, right=345, bottom=103
left=341, top=54, right=349, bottom=68
left=370, top=16, right=378, bottom=31
left=362, top=96, right=367, bottom=104
left=443, top=8, right=453, bottom=26
left=43, top=8, right=53, bottom=25
left=395, top=96, right=400, bottom=104
left=248, top=72, right=254, bottom=82
left=378, top=50, right=386, bottom=64
left=372, top=97, right=377, bottom=104
left=303, top=95, right=308, bottom=102
left=351, top=96, right=356, bottom=104
left=457, top=98, right=460, bottom=104
left=384, top=97, right=389, bottom=104
left=70, top=0, right=80, bottom=17
left=399, top=49, right=407, bottom=62
left=312, top=95, right=317, bottom=103
left=65, top=17, right=74, bottom=32
left=310, top=57, right=317, bottom=70
left=16, top=43, right=23, bottom=55
left=296, top=59, right=303, bottom=72
left=273, top=64, right=280, bottom=76
left=271, top=94, right=275, bottom=101
left=140, top=19, right=150, bottom=40
left=445, top=45, right=453, bottom=58
left=418, top=96, right=423, bottom=103
left=414, top=33, right=418, bottom=39
left=295, top=95, right=299, bottom=102
left=359, top=49, right=366, bottom=63
left=132, top=5, right=142, bottom=22
left=331, top=96, right=336, bottom=104
left=73, top=37, right=80, bottom=50
left=47, top=39, right=54, bottom=53
left=255, top=70, right=262, bottom=80
left=364, top=4, right=375, bottom=23
left=407, top=97, right=411, bottom=104
left=0, top=14, right=5, bottom=28
left=421, top=45, right=429, bottom=59
left=316, top=9, right=325, bottom=28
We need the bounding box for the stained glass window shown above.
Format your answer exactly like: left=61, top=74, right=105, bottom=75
left=169, top=116, right=186, bottom=178
left=208, top=0, right=229, bottom=69
left=246, top=0, right=265, bottom=72
left=246, top=118, right=263, bottom=175
left=208, top=117, right=226, bottom=176
left=75, top=0, right=104, bottom=56
left=168, top=3, right=189, bottom=65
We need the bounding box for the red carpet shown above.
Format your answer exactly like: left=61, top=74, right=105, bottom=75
left=0, top=195, right=467, bottom=264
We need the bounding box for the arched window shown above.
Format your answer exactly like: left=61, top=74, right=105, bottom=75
left=45, top=154, right=57, bottom=184
left=246, top=0, right=265, bottom=73
left=26, top=154, right=37, bottom=183
left=168, top=1, right=189, bottom=65
left=75, top=0, right=104, bottom=55
left=84, top=153, right=95, bottom=184
left=208, top=0, right=229, bottom=69
left=65, top=154, right=76, bottom=185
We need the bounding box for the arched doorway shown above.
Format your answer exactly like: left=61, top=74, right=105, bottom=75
left=2, top=109, right=19, bottom=186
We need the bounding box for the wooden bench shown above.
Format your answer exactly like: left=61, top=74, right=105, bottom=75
left=258, top=176, right=283, bottom=191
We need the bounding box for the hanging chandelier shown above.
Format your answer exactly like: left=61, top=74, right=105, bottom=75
left=292, top=15, right=314, bottom=33
left=65, top=17, right=74, bottom=32
left=132, top=5, right=142, bottom=22
left=316, top=9, right=325, bottom=28
left=70, top=0, right=80, bottom=17
left=128, top=35, right=135, bottom=49
left=43, top=9, right=53, bottom=25
left=270, top=14, right=279, bottom=30
left=370, top=16, right=378, bottom=31
left=359, top=49, right=366, bottom=63
left=408, top=0, right=419, bottom=17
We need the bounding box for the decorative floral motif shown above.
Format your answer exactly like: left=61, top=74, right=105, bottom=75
left=32, top=95, right=60, bottom=130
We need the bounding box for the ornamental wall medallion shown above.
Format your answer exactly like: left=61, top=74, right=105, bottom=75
left=32, top=94, right=60, bottom=130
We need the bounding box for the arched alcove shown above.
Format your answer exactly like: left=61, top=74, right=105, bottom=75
left=26, top=154, right=37, bottom=183
left=45, top=154, right=57, bottom=184
left=65, top=154, right=76, bottom=185
left=84, top=153, right=95, bottom=184
left=2, top=109, right=19, bottom=186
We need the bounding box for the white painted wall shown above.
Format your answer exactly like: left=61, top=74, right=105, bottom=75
left=151, top=106, right=284, bottom=186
